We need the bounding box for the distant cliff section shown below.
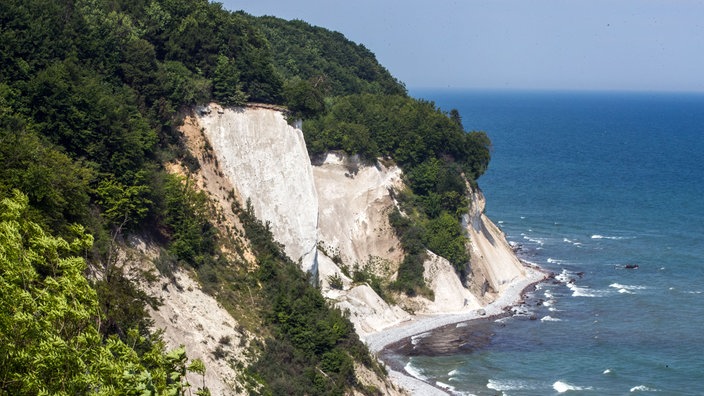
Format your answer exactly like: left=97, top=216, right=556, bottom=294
left=188, top=104, right=530, bottom=337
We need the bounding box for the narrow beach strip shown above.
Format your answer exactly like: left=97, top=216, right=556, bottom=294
left=363, top=266, right=548, bottom=395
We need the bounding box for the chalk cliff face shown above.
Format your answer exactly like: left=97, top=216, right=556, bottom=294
left=313, top=153, right=405, bottom=268
left=192, top=105, right=529, bottom=334
left=197, top=104, right=319, bottom=274
left=465, top=186, right=526, bottom=299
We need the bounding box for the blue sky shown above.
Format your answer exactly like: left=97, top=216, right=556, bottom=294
left=222, top=0, right=704, bottom=92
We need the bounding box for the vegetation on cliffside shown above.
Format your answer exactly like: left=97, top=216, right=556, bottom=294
left=1, top=0, right=490, bottom=393
left=304, top=94, right=490, bottom=293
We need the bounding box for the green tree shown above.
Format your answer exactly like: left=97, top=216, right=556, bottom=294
left=96, top=177, right=152, bottom=231
left=156, top=60, right=211, bottom=106
left=424, top=212, right=469, bottom=274
left=0, top=128, right=93, bottom=234
left=449, top=108, right=462, bottom=127
left=0, top=191, right=201, bottom=395
left=158, top=174, right=217, bottom=268
left=255, top=16, right=406, bottom=96
left=283, top=77, right=325, bottom=118
left=212, top=54, right=248, bottom=106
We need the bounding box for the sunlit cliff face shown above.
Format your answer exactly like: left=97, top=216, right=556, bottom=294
left=194, top=105, right=529, bottom=329
left=198, top=104, right=320, bottom=276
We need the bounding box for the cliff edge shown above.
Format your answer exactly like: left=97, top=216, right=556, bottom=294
left=191, top=105, right=531, bottom=332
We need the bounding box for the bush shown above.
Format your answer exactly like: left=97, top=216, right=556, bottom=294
left=328, top=272, right=344, bottom=290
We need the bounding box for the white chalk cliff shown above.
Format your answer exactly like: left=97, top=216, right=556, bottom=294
left=197, top=104, right=319, bottom=274
left=193, top=104, right=530, bottom=336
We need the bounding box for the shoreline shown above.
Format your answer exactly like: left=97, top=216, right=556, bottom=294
left=363, top=265, right=548, bottom=395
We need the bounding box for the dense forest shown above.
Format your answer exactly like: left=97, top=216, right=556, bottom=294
left=0, top=0, right=490, bottom=394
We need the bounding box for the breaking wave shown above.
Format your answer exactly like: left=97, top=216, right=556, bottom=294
left=591, top=234, right=634, bottom=240
left=487, top=378, right=537, bottom=392
left=403, top=360, right=428, bottom=381
left=630, top=385, right=660, bottom=392
left=610, top=283, right=648, bottom=294
left=553, top=380, right=593, bottom=393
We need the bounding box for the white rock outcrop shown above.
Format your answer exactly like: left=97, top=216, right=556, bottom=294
left=422, top=251, right=482, bottom=313
left=465, top=185, right=526, bottom=296
left=121, top=239, right=247, bottom=396
left=144, top=269, right=246, bottom=396
left=314, top=153, right=404, bottom=267
left=197, top=104, right=319, bottom=274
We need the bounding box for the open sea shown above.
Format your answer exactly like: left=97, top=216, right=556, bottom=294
left=396, top=89, right=704, bottom=395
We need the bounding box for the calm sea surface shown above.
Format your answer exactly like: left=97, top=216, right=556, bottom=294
left=396, top=89, right=704, bottom=395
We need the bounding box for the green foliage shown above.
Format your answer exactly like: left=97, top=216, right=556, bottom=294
left=388, top=209, right=431, bottom=297
left=25, top=59, right=158, bottom=180
left=212, top=55, right=249, bottom=106
left=156, top=61, right=211, bottom=106
left=352, top=260, right=389, bottom=301
left=254, top=16, right=406, bottom=97
left=0, top=128, right=93, bottom=235
left=304, top=94, right=491, bottom=176
left=157, top=174, right=217, bottom=269
left=283, top=77, right=326, bottom=119
left=237, top=203, right=381, bottom=395
left=94, top=269, right=159, bottom=343
left=424, top=212, right=469, bottom=276
left=407, top=158, right=469, bottom=218
left=327, top=272, right=344, bottom=290
left=0, top=191, right=203, bottom=395
left=96, top=176, right=152, bottom=230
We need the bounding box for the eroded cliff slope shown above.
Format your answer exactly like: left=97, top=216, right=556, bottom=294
left=188, top=105, right=530, bottom=336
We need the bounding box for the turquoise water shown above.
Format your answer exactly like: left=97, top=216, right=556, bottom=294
left=400, top=90, right=704, bottom=395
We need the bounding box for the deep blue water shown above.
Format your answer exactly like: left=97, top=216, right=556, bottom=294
left=401, top=89, right=704, bottom=395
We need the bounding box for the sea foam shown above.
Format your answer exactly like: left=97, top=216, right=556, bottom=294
left=591, top=234, right=634, bottom=240
left=563, top=237, right=583, bottom=246
left=522, top=234, right=545, bottom=245
left=553, top=380, right=592, bottom=393
left=630, top=385, right=660, bottom=392
left=403, top=361, right=427, bottom=381
left=435, top=381, right=458, bottom=393
left=610, top=283, right=647, bottom=294
left=487, top=378, right=534, bottom=391
left=567, top=282, right=606, bottom=298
